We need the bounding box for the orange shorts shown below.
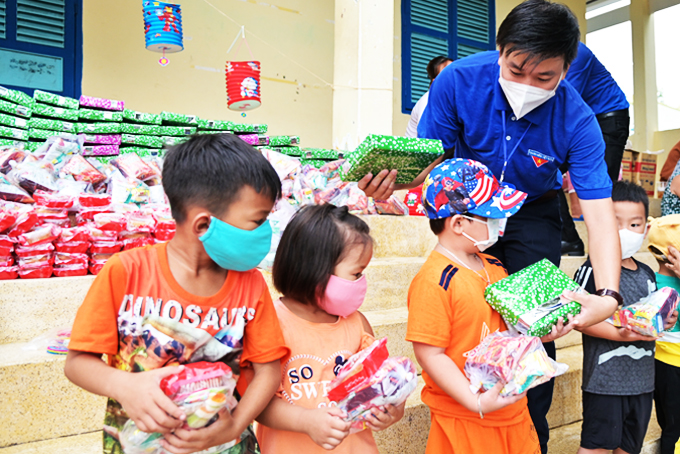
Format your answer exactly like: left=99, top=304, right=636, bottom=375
left=425, top=412, right=541, bottom=454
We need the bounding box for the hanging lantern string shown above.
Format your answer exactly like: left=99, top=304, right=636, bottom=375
left=227, top=26, right=255, bottom=60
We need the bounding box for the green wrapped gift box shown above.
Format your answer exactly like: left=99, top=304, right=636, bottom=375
left=120, top=123, right=161, bottom=135
left=25, top=141, right=43, bottom=152
left=0, top=138, right=26, bottom=148
left=231, top=123, right=268, bottom=134
left=76, top=122, right=121, bottom=134
left=122, top=109, right=162, bottom=125
left=269, top=135, right=300, bottom=147
left=33, top=90, right=79, bottom=110
left=0, top=99, right=32, bottom=118
left=79, top=108, right=123, bottom=122
left=33, top=103, right=79, bottom=121
left=120, top=146, right=162, bottom=157
left=196, top=130, right=233, bottom=135
left=161, top=136, right=190, bottom=146
left=197, top=119, right=233, bottom=130
left=158, top=126, right=196, bottom=136
left=0, top=86, right=34, bottom=108
left=0, top=113, right=28, bottom=129
left=27, top=118, right=76, bottom=133
left=339, top=134, right=444, bottom=184
left=0, top=126, right=29, bottom=141
left=300, top=159, right=328, bottom=169
left=261, top=145, right=302, bottom=157
left=303, top=147, right=341, bottom=160
left=161, top=111, right=199, bottom=126
left=484, top=259, right=583, bottom=337
left=121, top=134, right=164, bottom=148
left=28, top=128, right=65, bottom=140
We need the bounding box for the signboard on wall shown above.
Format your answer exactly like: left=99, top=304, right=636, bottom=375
left=0, top=48, right=64, bottom=92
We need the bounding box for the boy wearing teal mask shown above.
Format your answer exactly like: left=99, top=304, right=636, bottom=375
left=65, top=134, right=289, bottom=454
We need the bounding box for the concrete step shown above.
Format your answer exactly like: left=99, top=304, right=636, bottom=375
left=548, top=344, right=583, bottom=429
left=360, top=215, right=437, bottom=259
left=0, top=432, right=101, bottom=454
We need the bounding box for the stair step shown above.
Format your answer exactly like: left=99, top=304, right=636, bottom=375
left=360, top=216, right=437, bottom=259
left=0, top=343, right=105, bottom=447
left=0, top=432, right=101, bottom=454
left=364, top=307, right=417, bottom=372
left=548, top=344, right=583, bottom=429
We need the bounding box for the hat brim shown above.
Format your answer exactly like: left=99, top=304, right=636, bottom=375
left=467, top=184, right=528, bottom=219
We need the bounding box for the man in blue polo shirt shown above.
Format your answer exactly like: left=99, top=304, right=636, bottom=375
left=359, top=1, right=622, bottom=453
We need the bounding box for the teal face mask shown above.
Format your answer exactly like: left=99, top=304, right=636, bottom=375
left=199, top=217, right=272, bottom=271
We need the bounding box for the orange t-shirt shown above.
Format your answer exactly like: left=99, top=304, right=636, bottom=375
left=256, top=299, right=379, bottom=454
left=69, top=243, right=289, bottom=454
left=406, top=251, right=528, bottom=426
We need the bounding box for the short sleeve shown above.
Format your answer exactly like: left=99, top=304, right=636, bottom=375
left=567, top=114, right=612, bottom=200
left=417, top=71, right=460, bottom=152
left=241, top=280, right=290, bottom=366
left=69, top=255, right=128, bottom=355
left=406, top=273, right=453, bottom=348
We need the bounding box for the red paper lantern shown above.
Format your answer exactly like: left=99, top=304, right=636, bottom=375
left=225, top=61, right=261, bottom=111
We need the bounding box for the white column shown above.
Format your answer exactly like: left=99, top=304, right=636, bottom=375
left=332, top=0, right=394, bottom=151
left=630, top=0, right=658, bottom=150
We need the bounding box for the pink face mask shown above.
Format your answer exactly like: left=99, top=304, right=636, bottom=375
left=318, top=275, right=367, bottom=317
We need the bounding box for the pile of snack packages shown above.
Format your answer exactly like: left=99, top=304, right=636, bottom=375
left=327, top=338, right=418, bottom=432
left=120, top=361, right=238, bottom=454
left=609, top=286, right=680, bottom=336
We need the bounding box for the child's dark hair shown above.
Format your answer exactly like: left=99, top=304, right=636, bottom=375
left=496, top=0, right=580, bottom=70
left=162, top=134, right=281, bottom=223
left=430, top=218, right=448, bottom=235
left=612, top=180, right=649, bottom=218
left=273, top=204, right=372, bottom=306
left=427, top=56, right=453, bottom=82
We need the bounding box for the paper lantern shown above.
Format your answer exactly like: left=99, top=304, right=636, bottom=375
left=225, top=61, right=262, bottom=111
left=143, top=1, right=183, bottom=53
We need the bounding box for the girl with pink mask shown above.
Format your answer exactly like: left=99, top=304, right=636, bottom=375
left=255, top=204, right=404, bottom=453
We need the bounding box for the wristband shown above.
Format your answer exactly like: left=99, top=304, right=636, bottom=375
left=595, top=288, right=624, bottom=308
left=477, top=393, right=484, bottom=419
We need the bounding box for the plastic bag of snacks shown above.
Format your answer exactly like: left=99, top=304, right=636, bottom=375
left=32, top=189, right=75, bottom=208
left=7, top=207, right=39, bottom=237
left=18, top=266, right=53, bottom=279
left=0, top=265, right=18, bottom=280
left=59, top=226, right=89, bottom=243
left=38, top=135, right=82, bottom=171
left=93, top=212, right=127, bottom=232
left=22, top=327, right=71, bottom=355
left=120, top=361, right=238, bottom=454
left=0, top=208, right=18, bottom=233
left=55, top=252, right=88, bottom=266
left=126, top=212, right=156, bottom=233
left=464, top=331, right=568, bottom=397
left=61, top=154, right=107, bottom=185
left=111, top=154, right=158, bottom=181
left=0, top=173, right=34, bottom=203
left=0, top=148, right=27, bottom=174
left=373, top=196, right=409, bottom=216
left=7, top=161, right=59, bottom=194
left=327, top=338, right=417, bottom=433
left=17, top=224, right=61, bottom=246
left=109, top=175, right=150, bottom=205
left=53, top=264, right=88, bottom=277
left=15, top=242, right=54, bottom=257
left=78, top=193, right=111, bottom=208
left=55, top=242, right=89, bottom=254
left=609, top=287, right=679, bottom=336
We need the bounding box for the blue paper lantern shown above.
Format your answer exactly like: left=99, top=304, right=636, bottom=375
left=143, top=1, right=183, bottom=53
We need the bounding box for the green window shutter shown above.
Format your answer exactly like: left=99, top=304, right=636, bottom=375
left=0, top=0, right=6, bottom=39
left=16, top=0, right=65, bottom=48
left=411, top=0, right=448, bottom=32
left=458, top=43, right=486, bottom=59
left=411, top=33, right=448, bottom=103
left=457, top=0, right=489, bottom=42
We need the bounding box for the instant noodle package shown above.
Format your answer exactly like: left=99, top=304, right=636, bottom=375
left=609, top=286, right=679, bottom=336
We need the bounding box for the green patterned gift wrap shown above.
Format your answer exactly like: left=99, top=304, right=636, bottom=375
left=269, top=135, right=300, bottom=147
left=122, top=109, right=162, bottom=125
left=0, top=126, right=29, bottom=141
left=33, top=90, right=79, bottom=110
left=27, top=118, right=75, bottom=133
left=158, top=126, right=196, bottom=136
left=121, top=134, right=164, bottom=148
left=261, top=145, right=302, bottom=157
left=25, top=141, right=43, bottom=152
left=484, top=259, right=583, bottom=337
left=28, top=128, right=70, bottom=140
left=0, top=139, right=26, bottom=148
left=161, top=136, right=190, bottom=146
left=0, top=99, right=31, bottom=118
left=120, top=146, right=161, bottom=157
left=161, top=111, right=199, bottom=126
left=340, top=134, right=444, bottom=184
left=303, top=147, right=341, bottom=160
left=231, top=122, right=267, bottom=134
left=120, top=123, right=161, bottom=135
left=0, top=86, right=34, bottom=107
left=78, top=108, right=123, bottom=122
left=0, top=113, right=28, bottom=129
left=197, top=119, right=233, bottom=130
left=33, top=103, right=78, bottom=121
left=76, top=122, right=121, bottom=134
left=196, top=130, right=233, bottom=136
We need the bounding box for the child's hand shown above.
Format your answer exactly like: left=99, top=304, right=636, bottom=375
left=664, top=310, right=678, bottom=331
left=161, top=409, right=241, bottom=454
left=619, top=326, right=660, bottom=342
left=540, top=315, right=578, bottom=343
left=479, top=381, right=527, bottom=415
left=116, top=366, right=186, bottom=434
left=364, top=403, right=406, bottom=431
left=302, top=407, right=351, bottom=450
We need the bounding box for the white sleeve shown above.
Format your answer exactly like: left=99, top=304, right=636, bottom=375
left=405, top=92, right=429, bottom=138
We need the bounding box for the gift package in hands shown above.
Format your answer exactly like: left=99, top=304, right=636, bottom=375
left=120, top=361, right=238, bottom=454
left=484, top=258, right=583, bottom=337
left=465, top=331, right=569, bottom=397
left=327, top=338, right=417, bottom=433
left=608, top=287, right=679, bottom=336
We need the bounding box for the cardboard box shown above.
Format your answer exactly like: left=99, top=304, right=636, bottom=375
left=624, top=148, right=664, bottom=196
left=621, top=150, right=633, bottom=183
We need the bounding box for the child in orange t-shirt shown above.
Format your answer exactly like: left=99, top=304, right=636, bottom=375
left=407, top=158, right=571, bottom=454
left=65, top=134, right=290, bottom=454
left=255, top=204, right=405, bottom=453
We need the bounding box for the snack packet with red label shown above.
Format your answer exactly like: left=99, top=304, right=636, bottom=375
left=93, top=212, right=127, bottom=232
left=18, top=265, right=53, bottom=279
left=111, top=154, right=157, bottom=181
left=59, top=226, right=90, bottom=243
left=33, top=189, right=75, bottom=208
left=61, top=155, right=107, bottom=185
left=15, top=242, right=55, bottom=257
left=53, top=264, right=88, bottom=277
left=0, top=265, right=18, bottom=280
left=55, top=252, right=88, bottom=267
left=54, top=241, right=89, bottom=254
left=17, top=224, right=61, bottom=246
left=78, top=193, right=111, bottom=208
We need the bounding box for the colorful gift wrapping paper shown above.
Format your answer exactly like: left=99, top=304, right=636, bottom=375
left=484, top=259, right=583, bottom=338
left=82, top=134, right=122, bottom=145
left=76, top=122, right=121, bottom=134
left=82, top=144, right=120, bottom=157
left=33, top=103, right=78, bottom=121
left=28, top=128, right=69, bottom=140
left=0, top=126, right=29, bottom=141
left=161, top=111, right=199, bottom=126
left=161, top=136, right=190, bottom=146
left=0, top=99, right=32, bottom=118
left=303, top=147, right=341, bottom=160
left=122, top=109, right=162, bottom=125
left=269, top=135, right=300, bottom=147
left=121, top=134, right=164, bottom=148
left=78, top=108, right=123, bottom=122
left=0, top=86, right=34, bottom=108
left=237, top=134, right=269, bottom=146
left=119, top=147, right=161, bottom=157
left=340, top=135, right=444, bottom=184
left=197, top=119, right=233, bottom=130
left=79, top=95, right=124, bottom=111
left=231, top=122, right=267, bottom=134
left=260, top=145, right=302, bottom=156
left=27, top=118, right=75, bottom=133
left=300, top=159, right=328, bottom=169
left=158, top=126, right=196, bottom=136
left=196, top=130, right=233, bottom=135
left=0, top=113, right=28, bottom=129
left=33, top=90, right=79, bottom=110
left=120, top=123, right=161, bottom=135
left=0, top=138, right=25, bottom=148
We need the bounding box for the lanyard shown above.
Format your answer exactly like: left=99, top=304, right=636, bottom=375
left=500, top=110, right=532, bottom=183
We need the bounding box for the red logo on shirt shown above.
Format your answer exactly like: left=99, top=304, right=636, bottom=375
left=531, top=156, right=549, bottom=168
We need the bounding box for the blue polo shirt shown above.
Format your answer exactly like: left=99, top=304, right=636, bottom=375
left=565, top=42, right=629, bottom=115
left=418, top=50, right=611, bottom=202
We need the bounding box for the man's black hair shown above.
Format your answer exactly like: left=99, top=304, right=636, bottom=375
left=427, top=56, right=453, bottom=82
left=162, top=133, right=281, bottom=223
left=496, top=0, right=580, bottom=69
left=273, top=204, right=372, bottom=307
left=612, top=180, right=650, bottom=218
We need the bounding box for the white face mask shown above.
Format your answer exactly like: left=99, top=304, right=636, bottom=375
left=498, top=71, right=562, bottom=119
left=619, top=227, right=646, bottom=260
left=461, top=216, right=500, bottom=252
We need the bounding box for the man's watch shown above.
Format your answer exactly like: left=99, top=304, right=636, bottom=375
left=595, top=288, right=624, bottom=308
